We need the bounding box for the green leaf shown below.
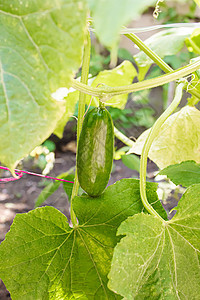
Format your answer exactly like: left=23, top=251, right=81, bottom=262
left=108, top=184, right=200, bottom=299
left=87, top=0, right=157, bottom=48
left=34, top=171, right=75, bottom=208
left=0, top=0, right=87, bottom=173
left=186, top=28, right=200, bottom=54
left=87, top=61, right=137, bottom=109
left=134, top=27, right=196, bottom=79
left=117, top=48, right=134, bottom=63
left=129, top=106, right=200, bottom=169
left=159, top=160, right=200, bottom=187
left=34, top=180, right=61, bottom=208
left=121, top=154, right=140, bottom=172
left=137, top=65, right=150, bottom=82
left=0, top=178, right=166, bottom=299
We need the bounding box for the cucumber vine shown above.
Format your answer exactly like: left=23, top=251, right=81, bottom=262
left=1, top=2, right=200, bottom=298
left=72, top=29, right=199, bottom=221
left=71, top=58, right=200, bottom=99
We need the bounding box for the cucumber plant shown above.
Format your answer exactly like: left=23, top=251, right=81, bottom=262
left=0, top=1, right=200, bottom=299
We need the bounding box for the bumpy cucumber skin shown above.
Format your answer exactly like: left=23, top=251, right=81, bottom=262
left=77, top=107, right=114, bottom=197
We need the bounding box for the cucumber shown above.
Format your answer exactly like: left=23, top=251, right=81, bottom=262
left=77, top=106, right=114, bottom=197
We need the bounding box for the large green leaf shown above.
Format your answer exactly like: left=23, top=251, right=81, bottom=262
left=0, top=0, right=87, bottom=173
left=0, top=178, right=166, bottom=299
left=134, top=27, right=197, bottom=80
left=86, top=61, right=137, bottom=109
left=128, top=106, right=200, bottom=169
left=159, top=160, right=200, bottom=187
left=108, top=184, right=200, bottom=299
left=87, top=0, right=157, bottom=48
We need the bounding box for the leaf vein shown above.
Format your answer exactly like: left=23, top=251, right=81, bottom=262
left=77, top=229, right=109, bottom=299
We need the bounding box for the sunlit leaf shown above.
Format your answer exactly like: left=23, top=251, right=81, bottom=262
left=186, top=28, right=200, bottom=54
left=108, top=184, right=200, bottom=299
left=87, top=61, right=137, bottom=109
left=128, top=106, right=200, bottom=169
left=87, top=0, right=157, bottom=48
left=135, top=27, right=197, bottom=79
left=0, top=0, right=87, bottom=172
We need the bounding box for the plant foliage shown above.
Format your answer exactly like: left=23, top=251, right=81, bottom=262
left=0, top=0, right=200, bottom=299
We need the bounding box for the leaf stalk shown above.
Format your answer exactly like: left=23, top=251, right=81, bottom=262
left=139, top=82, right=185, bottom=220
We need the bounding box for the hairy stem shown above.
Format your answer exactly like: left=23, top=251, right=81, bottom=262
left=140, top=82, right=185, bottom=220
left=70, top=30, right=91, bottom=227
left=71, top=58, right=200, bottom=98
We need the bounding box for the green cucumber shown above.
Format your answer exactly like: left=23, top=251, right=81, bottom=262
left=77, top=106, right=114, bottom=197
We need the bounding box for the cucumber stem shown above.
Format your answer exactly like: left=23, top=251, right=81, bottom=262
left=114, top=127, right=135, bottom=148
left=70, top=29, right=91, bottom=227
left=139, top=82, right=185, bottom=220
left=99, top=100, right=105, bottom=108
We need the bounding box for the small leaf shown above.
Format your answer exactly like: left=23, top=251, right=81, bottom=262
left=159, top=160, right=200, bottom=187
left=34, top=180, right=61, bottom=208
left=121, top=154, right=140, bottom=172
left=129, top=106, right=200, bottom=169
left=87, top=61, right=137, bottom=109
left=186, top=28, right=200, bottom=54
left=108, top=184, right=200, bottom=299
left=35, top=171, right=75, bottom=208
left=0, top=178, right=166, bottom=299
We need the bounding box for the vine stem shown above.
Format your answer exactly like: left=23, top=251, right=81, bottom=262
left=125, top=32, right=200, bottom=100
left=139, top=82, right=185, bottom=220
left=124, top=33, right=172, bottom=73
left=70, top=29, right=91, bottom=227
left=114, top=127, right=135, bottom=147
left=71, top=58, right=200, bottom=98
left=120, top=23, right=200, bottom=34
